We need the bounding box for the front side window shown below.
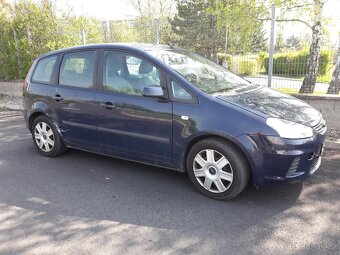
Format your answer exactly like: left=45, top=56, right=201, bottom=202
left=171, top=81, right=192, bottom=100
left=59, top=51, right=95, bottom=89
left=102, top=51, right=161, bottom=96
left=32, top=55, right=57, bottom=83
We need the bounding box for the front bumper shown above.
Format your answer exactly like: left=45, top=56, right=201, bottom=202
left=236, top=132, right=326, bottom=186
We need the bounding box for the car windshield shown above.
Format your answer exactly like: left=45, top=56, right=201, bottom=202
left=148, top=49, right=251, bottom=94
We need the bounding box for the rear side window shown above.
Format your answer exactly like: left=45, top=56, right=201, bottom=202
left=32, top=55, right=57, bottom=83
left=59, top=51, right=96, bottom=89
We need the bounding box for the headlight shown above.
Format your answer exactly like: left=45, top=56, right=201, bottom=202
left=266, top=118, right=313, bottom=139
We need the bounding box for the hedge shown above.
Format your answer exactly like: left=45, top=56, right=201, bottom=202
left=239, top=60, right=256, bottom=75
left=217, top=53, right=232, bottom=67
left=262, top=50, right=332, bottom=77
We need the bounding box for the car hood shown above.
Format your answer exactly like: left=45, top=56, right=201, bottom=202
left=216, top=86, right=321, bottom=126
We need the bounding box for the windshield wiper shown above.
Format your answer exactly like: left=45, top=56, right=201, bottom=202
left=235, top=84, right=259, bottom=93
left=211, top=87, right=232, bottom=94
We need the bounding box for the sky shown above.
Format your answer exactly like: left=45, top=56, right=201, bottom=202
left=57, top=0, right=340, bottom=21
left=57, top=0, right=139, bottom=20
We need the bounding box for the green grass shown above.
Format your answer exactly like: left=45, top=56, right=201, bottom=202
left=275, top=88, right=338, bottom=95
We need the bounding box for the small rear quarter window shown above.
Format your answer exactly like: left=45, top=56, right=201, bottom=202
left=32, top=55, right=57, bottom=83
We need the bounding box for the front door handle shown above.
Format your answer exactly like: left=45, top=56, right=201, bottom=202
left=53, top=94, right=63, bottom=102
left=100, top=102, right=115, bottom=110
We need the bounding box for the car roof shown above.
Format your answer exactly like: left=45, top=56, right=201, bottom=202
left=38, top=43, right=181, bottom=59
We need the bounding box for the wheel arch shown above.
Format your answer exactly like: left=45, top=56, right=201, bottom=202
left=182, top=132, right=257, bottom=184
left=28, top=111, right=45, bottom=132
left=28, top=102, right=54, bottom=132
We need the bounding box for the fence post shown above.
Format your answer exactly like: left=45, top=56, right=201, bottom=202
left=82, top=29, right=86, bottom=45
left=154, top=18, right=159, bottom=45
left=13, top=29, right=22, bottom=78
left=223, top=25, right=228, bottom=68
left=27, top=28, right=33, bottom=62
left=103, top=20, right=110, bottom=43
left=268, top=4, right=276, bottom=88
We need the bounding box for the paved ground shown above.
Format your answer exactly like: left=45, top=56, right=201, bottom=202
left=0, top=110, right=339, bottom=255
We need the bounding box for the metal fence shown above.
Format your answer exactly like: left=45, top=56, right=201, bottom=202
left=88, top=17, right=338, bottom=95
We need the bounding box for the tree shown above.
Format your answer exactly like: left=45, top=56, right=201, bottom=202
left=285, top=35, right=302, bottom=50
left=0, top=4, right=18, bottom=80
left=250, top=25, right=267, bottom=53
left=326, top=35, right=340, bottom=94
left=169, top=0, right=222, bottom=61
left=168, top=0, right=266, bottom=60
left=0, top=0, right=104, bottom=80
left=128, top=0, right=175, bottom=44
left=209, top=0, right=266, bottom=55
left=259, top=0, right=329, bottom=94
left=275, top=30, right=284, bottom=52
left=0, top=0, right=62, bottom=79
left=299, top=0, right=326, bottom=93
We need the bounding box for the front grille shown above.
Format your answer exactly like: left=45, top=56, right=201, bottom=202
left=312, top=118, right=326, bottom=135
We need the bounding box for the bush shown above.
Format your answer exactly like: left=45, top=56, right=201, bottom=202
left=257, top=51, right=267, bottom=71
left=263, top=50, right=332, bottom=77
left=318, top=50, right=332, bottom=75
left=239, top=60, right=256, bottom=75
left=217, top=53, right=232, bottom=68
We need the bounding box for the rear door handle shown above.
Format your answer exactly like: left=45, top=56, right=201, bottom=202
left=53, top=94, right=63, bottom=102
left=100, top=102, right=115, bottom=109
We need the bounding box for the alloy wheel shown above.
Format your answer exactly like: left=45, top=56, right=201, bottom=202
left=34, top=122, right=55, bottom=152
left=193, top=149, right=233, bottom=193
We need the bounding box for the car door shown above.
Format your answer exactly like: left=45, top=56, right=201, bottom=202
left=96, top=50, right=172, bottom=166
left=167, top=77, right=199, bottom=169
left=50, top=50, right=98, bottom=149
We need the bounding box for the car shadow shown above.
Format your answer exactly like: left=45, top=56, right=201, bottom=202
left=0, top=144, right=303, bottom=231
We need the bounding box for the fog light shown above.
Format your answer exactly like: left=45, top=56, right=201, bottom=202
left=286, top=157, right=300, bottom=177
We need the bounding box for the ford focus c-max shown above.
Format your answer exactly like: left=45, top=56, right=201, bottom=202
left=23, top=44, right=326, bottom=199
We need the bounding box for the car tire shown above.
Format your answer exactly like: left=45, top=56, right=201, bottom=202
left=31, top=115, right=67, bottom=157
left=187, top=138, right=250, bottom=200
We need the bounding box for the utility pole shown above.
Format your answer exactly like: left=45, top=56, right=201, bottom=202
left=154, top=18, right=159, bottom=45
left=13, top=29, right=22, bottom=78
left=27, top=28, right=33, bottom=62
left=223, top=25, right=228, bottom=68
left=268, top=4, right=276, bottom=88
left=81, top=29, right=86, bottom=45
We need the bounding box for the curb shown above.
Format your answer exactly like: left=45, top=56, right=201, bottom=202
left=324, top=140, right=340, bottom=150
left=1, top=103, right=340, bottom=151
left=0, top=103, right=23, bottom=111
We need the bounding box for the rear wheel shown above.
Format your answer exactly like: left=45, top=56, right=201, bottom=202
left=187, top=138, right=250, bottom=200
left=31, top=115, right=66, bottom=157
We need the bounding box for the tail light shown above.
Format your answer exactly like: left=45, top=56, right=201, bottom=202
left=23, top=78, right=29, bottom=91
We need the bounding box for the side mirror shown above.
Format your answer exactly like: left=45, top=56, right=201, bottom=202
left=143, top=85, right=164, bottom=97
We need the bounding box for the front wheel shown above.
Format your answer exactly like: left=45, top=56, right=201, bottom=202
left=187, top=138, right=250, bottom=200
left=31, top=115, right=66, bottom=157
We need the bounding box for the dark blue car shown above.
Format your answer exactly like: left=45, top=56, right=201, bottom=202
left=23, top=44, right=326, bottom=199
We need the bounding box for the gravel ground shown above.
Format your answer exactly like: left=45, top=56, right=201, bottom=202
left=0, top=93, right=339, bottom=141
left=0, top=94, right=22, bottom=106
left=327, top=129, right=340, bottom=141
